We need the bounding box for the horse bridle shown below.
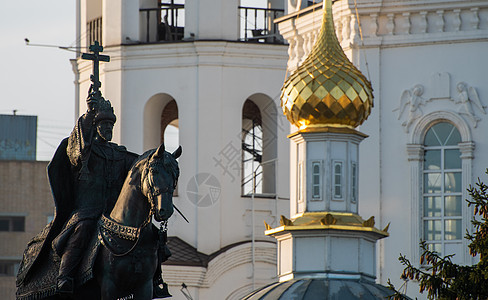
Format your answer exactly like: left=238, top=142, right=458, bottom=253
left=141, top=159, right=177, bottom=222
left=99, top=160, right=173, bottom=256
left=142, top=158, right=190, bottom=223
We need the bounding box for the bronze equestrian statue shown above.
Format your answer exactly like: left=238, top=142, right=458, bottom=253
left=16, top=42, right=179, bottom=299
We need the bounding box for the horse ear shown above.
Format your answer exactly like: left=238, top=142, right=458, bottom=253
left=172, top=146, right=182, bottom=159
left=154, top=143, right=165, bottom=158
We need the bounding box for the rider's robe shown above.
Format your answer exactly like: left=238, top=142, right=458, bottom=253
left=16, top=112, right=137, bottom=300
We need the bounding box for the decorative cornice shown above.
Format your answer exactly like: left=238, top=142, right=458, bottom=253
left=277, top=2, right=488, bottom=72
left=265, top=212, right=389, bottom=238
left=77, top=41, right=288, bottom=81
left=288, top=126, right=368, bottom=140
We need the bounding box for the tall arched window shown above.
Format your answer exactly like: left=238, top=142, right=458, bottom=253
left=161, top=99, right=179, bottom=195
left=422, top=122, right=462, bottom=256
left=242, top=100, right=263, bottom=195
left=409, top=112, right=474, bottom=265
left=161, top=99, right=179, bottom=151
left=144, top=93, right=177, bottom=151
left=241, top=95, right=277, bottom=196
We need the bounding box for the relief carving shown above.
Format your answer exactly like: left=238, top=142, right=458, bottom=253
left=394, top=84, right=426, bottom=133
left=455, top=82, right=486, bottom=127
left=395, top=77, right=486, bottom=133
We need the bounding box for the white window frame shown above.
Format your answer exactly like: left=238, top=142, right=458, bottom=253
left=408, top=111, right=474, bottom=266
left=351, top=162, right=358, bottom=203
left=311, top=160, right=323, bottom=201
left=332, top=160, right=344, bottom=200
left=422, top=124, right=463, bottom=255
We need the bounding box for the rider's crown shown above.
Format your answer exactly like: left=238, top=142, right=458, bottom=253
left=95, top=98, right=117, bottom=124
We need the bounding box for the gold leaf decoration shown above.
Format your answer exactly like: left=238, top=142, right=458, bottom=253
left=280, top=215, right=294, bottom=226
left=320, top=213, right=337, bottom=225
left=280, top=0, right=373, bottom=130
left=363, top=216, right=375, bottom=227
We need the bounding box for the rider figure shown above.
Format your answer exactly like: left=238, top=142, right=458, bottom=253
left=55, top=93, right=138, bottom=294
left=16, top=42, right=171, bottom=298
left=54, top=92, right=171, bottom=298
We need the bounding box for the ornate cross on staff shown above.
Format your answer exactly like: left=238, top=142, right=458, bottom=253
left=81, top=41, right=110, bottom=98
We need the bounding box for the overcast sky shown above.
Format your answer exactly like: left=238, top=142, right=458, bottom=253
left=0, top=0, right=76, bottom=160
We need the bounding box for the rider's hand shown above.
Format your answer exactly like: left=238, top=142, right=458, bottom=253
left=87, top=95, right=98, bottom=111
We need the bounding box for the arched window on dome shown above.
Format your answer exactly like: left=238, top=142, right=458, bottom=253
left=161, top=99, right=179, bottom=195
left=241, top=97, right=277, bottom=196
left=422, top=122, right=463, bottom=256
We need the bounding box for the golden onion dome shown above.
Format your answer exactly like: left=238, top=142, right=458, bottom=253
left=281, top=0, right=373, bottom=129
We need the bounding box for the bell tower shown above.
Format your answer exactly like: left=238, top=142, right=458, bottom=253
left=75, top=0, right=291, bottom=298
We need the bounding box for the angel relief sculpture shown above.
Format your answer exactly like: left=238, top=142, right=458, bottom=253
left=455, top=82, right=486, bottom=127
left=393, top=84, right=425, bottom=133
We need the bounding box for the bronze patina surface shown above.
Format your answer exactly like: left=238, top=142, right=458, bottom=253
left=16, top=42, right=180, bottom=300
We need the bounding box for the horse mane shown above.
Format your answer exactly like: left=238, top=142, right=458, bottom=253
left=136, top=149, right=156, bottom=165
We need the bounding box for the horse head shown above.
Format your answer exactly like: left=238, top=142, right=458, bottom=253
left=141, top=144, right=182, bottom=222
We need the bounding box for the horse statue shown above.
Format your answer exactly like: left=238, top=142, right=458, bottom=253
left=96, top=144, right=181, bottom=299
left=16, top=144, right=181, bottom=300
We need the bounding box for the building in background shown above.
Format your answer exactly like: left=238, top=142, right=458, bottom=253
left=277, top=0, right=488, bottom=298
left=245, top=1, right=393, bottom=297
left=74, top=0, right=290, bottom=299
left=0, top=115, right=54, bottom=299
left=70, top=0, right=488, bottom=299
left=0, top=115, right=37, bottom=161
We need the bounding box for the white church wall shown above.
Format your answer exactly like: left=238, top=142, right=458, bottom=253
left=74, top=40, right=290, bottom=257
left=360, top=40, right=488, bottom=297
left=103, top=0, right=140, bottom=46
left=277, top=1, right=488, bottom=298
left=73, top=0, right=488, bottom=297
left=71, top=0, right=293, bottom=299
left=185, top=0, right=239, bottom=40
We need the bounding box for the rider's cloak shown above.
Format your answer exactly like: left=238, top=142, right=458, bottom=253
left=16, top=138, right=75, bottom=299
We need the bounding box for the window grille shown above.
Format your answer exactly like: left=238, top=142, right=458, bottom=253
left=422, top=122, right=462, bottom=256
left=311, top=161, right=322, bottom=200
left=333, top=161, right=343, bottom=199
left=0, top=216, right=25, bottom=232
left=351, top=162, right=358, bottom=203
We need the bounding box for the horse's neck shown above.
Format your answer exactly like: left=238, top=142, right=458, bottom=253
left=109, top=172, right=150, bottom=228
